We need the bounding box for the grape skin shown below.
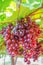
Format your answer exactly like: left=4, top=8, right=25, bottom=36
left=0, top=17, right=42, bottom=65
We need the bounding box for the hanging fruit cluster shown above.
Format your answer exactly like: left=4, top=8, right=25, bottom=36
left=0, top=17, right=42, bottom=65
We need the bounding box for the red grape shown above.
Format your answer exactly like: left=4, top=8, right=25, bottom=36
left=0, top=18, right=42, bottom=65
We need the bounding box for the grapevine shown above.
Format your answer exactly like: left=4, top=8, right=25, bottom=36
left=0, top=17, right=42, bottom=65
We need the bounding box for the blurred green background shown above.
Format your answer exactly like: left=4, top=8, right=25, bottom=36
left=0, top=0, right=43, bottom=55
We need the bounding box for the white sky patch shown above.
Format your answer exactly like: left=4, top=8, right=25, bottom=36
left=0, top=12, right=12, bottom=17
left=7, top=6, right=16, bottom=11
left=35, top=19, right=41, bottom=23
left=29, top=5, right=34, bottom=10
left=5, top=12, right=12, bottom=17
left=31, top=1, right=40, bottom=6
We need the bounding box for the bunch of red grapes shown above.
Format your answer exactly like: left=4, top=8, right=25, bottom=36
left=0, top=17, right=42, bottom=65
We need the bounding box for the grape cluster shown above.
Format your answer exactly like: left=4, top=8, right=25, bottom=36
left=0, top=17, right=41, bottom=65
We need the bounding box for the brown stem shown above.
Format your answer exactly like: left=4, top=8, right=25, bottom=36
left=32, top=17, right=43, bottom=21
left=29, top=6, right=43, bottom=16
left=16, top=0, right=22, bottom=21
left=11, top=56, right=18, bottom=65
left=29, top=12, right=43, bottom=17
left=11, top=57, right=14, bottom=65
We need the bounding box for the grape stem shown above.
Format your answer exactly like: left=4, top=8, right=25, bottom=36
left=29, top=6, right=43, bottom=16
left=11, top=56, right=18, bottom=65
